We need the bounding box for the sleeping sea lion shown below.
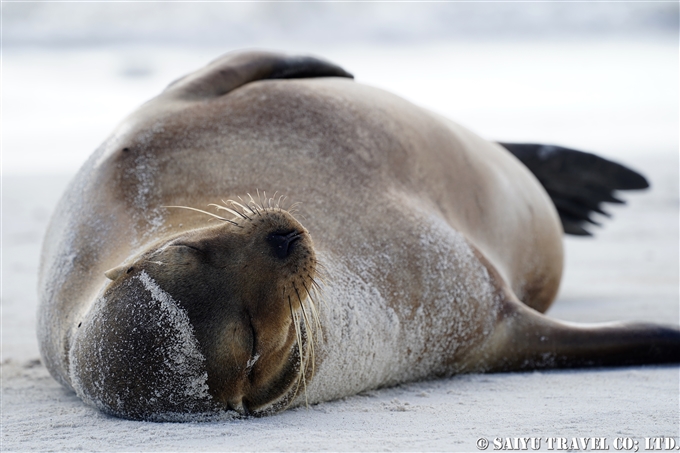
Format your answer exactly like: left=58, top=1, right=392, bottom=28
left=37, top=50, right=680, bottom=421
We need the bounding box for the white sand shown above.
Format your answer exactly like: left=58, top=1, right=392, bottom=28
left=2, top=41, right=678, bottom=451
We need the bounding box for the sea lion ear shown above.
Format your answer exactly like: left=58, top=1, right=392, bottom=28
left=104, top=265, right=127, bottom=281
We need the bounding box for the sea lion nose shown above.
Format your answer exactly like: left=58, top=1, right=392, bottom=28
left=266, top=230, right=302, bottom=259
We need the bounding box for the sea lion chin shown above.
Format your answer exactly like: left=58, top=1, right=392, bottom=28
left=70, top=201, right=321, bottom=419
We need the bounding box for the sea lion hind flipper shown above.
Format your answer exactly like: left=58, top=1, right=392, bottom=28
left=498, top=142, right=649, bottom=236
left=477, top=301, right=680, bottom=372
left=165, top=50, right=353, bottom=99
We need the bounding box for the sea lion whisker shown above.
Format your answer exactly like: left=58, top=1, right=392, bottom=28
left=307, top=276, right=322, bottom=293
left=314, top=272, right=327, bottom=287
left=208, top=203, right=246, bottom=220
left=310, top=302, right=322, bottom=342
left=258, top=189, right=267, bottom=212
left=298, top=302, right=315, bottom=379
left=227, top=200, right=253, bottom=219
left=162, top=206, right=242, bottom=227
left=289, top=295, right=308, bottom=406
left=311, top=260, right=328, bottom=285
left=301, top=280, right=323, bottom=344
left=297, top=317, right=313, bottom=408
left=295, top=284, right=315, bottom=370
left=237, top=196, right=258, bottom=216
left=219, top=199, right=249, bottom=219
left=270, top=191, right=279, bottom=210
left=287, top=297, right=301, bottom=385
left=306, top=273, right=328, bottom=313
left=288, top=202, right=303, bottom=216
left=246, top=193, right=263, bottom=216
left=288, top=296, right=303, bottom=366
left=262, top=191, right=274, bottom=212
left=309, top=310, right=322, bottom=350
left=308, top=275, right=328, bottom=311
left=309, top=304, right=319, bottom=337
left=294, top=292, right=312, bottom=405
left=293, top=284, right=308, bottom=334
left=295, top=285, right=318, bottom=396
left=300, top=279, right=312, bottom=301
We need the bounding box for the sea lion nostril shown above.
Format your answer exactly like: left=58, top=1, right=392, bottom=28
left=266, top=230, right=302, bottom=259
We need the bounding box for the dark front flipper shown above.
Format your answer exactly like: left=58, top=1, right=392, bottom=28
left=165, top=50, right=353, bottom=100
left=498, top=143, right=649, bottom=236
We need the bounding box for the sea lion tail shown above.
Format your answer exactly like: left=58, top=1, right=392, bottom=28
left=498, top=143, right=649, bottom=236
left=164, top=50, right=353, bottom=100
left=474, top=302, right=680, bottom=372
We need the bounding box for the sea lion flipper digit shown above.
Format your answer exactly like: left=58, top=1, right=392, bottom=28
left=478, top=300, right=680, bottom=371
left=498, top=142, right=650, bottom=236
left=165, top=50, right=353, bottom=99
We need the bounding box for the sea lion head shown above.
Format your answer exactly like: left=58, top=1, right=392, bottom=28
left=69, top=200, right=321, bottom=420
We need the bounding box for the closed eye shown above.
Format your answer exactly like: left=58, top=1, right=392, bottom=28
left=148, top=242, right=205, bottom=266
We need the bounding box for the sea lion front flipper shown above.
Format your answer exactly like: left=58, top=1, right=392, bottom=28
left=498, top=143, right=649, bottom=236
left=165, top=50, right=354, bottom=100
left=475, top=299, right=680, bottom=372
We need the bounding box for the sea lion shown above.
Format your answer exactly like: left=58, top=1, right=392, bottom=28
left=38, top=50, right=680, bottom=421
